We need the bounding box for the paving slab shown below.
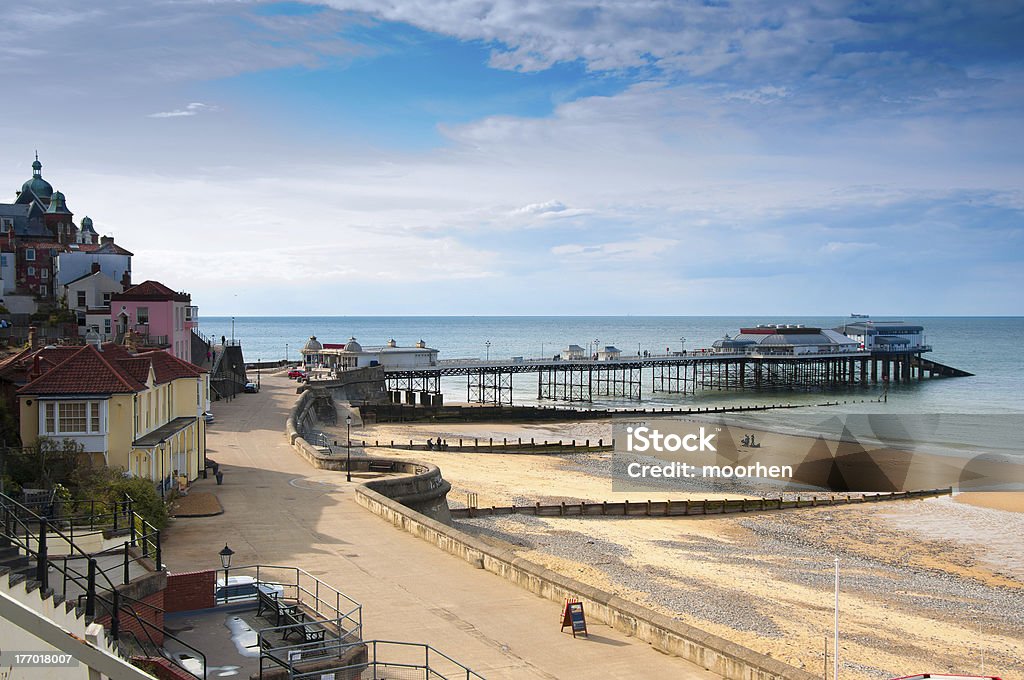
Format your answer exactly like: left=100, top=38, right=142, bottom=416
left=161, top=374, right=721, bottom=679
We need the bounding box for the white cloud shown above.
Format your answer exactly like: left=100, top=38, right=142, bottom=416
left=147, top=102, right=220, bottom=119
left=819, top=241, right=880, bottom=255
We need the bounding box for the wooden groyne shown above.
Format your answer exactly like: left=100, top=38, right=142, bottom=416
left=351, top=437, right=611, bottom=454
left=450, top=488, right=953, bottom=519
left=356, top=399, right=853, bottom=424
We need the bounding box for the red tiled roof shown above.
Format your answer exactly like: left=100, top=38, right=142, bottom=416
left=18, top=345, right=146, bottom=395
left=117, top=357, right=153, bottom=386
left=136, top=350, right=206, bottom=381
left=111, top=279, right=190, bottom=302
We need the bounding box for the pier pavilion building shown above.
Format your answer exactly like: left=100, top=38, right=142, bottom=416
left=712, top=325, right=860, bottom=356
left=301, top=336, right=438, bottom=373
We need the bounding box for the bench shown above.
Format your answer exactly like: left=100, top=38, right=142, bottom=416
left=256, top=589, right=299, bottom=627
left=281, top=608, right=326, bottom=644
left=368, top=461, right=394, bottom=473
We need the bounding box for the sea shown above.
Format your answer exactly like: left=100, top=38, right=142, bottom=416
left=202, top=315, right=1023, bottom=411
left=204, top=314, right=1023, bottom=476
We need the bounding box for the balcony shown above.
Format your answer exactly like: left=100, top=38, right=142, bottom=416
left=130, top=324, right=169, bottom=348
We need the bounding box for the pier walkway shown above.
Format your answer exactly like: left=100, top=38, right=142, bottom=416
left=378, top=347, right=962, bottom=404
left=161, top=374, right=720, bottom=680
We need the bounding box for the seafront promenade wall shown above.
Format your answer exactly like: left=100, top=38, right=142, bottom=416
left=354, top=485, right=818, bottom=680
left=286, top=388, right=453, bottom=522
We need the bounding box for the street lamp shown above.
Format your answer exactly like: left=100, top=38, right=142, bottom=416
left=285, top=343, right=289, bottom=363
left=345, top=415, right=353, bottom=482
left=231, top=316, right=235, bottom=344
left=594, top=338, right=599, bottom=359
left=680, top=336, right=686, bottom=354
left=218, top=544, right=234, bottom=600
left=485, top=340, right=491, bottom=361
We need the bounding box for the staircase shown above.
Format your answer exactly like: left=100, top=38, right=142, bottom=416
left=1, top=493, right=207, bottom=679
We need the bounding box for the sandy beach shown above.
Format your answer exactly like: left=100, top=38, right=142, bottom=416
left=322, top=410, right=1024, bottom=680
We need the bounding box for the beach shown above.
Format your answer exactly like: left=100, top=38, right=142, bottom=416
left=331, top=413, right=1024, bottom=680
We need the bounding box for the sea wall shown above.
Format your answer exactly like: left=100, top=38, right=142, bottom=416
left=286, top=390, right=452, bottom=523
left=303, top=366, right=388, bottom=404
left=354, top=485, right=818, bottom=680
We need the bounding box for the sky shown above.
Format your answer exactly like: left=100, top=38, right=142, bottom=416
left=1, top=0, right=1022, bottom=316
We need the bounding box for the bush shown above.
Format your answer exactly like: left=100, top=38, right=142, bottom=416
left=95, top=475, right=169, bottom=530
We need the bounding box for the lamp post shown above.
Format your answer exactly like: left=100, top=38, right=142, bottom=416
left=345, top=415, right=353, bottom=483
left=594, top=338, right=599, bottom=359
left=485, top=340, right=491, bottom=361
left=680, top=336, right=686, bottom=354
left=231, top=316, right=235, bottom=345
left=285, top=343, right=289, bottom=363
left=218, top=544, right=234, bottom=602
left=257, top=357, right=261, bottom=390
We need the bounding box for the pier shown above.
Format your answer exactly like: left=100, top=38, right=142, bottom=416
left=304, top=323, right=972, bottom=405
left=383, top=349, right=969, bottom=405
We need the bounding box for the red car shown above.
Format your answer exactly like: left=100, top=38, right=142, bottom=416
left=288, top=369, right=307, bottom=379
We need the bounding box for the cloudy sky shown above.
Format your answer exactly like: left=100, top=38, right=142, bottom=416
left=2, top=0, right=1022, bottom=315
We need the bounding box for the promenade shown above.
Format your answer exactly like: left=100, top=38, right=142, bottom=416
left=161, top=373, right=720, bottom=679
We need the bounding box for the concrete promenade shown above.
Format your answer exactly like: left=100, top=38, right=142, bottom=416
left=161, top=373, right=720, bottom=679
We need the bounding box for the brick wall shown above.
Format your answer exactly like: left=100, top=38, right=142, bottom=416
left=97, top=589, right=165, bottom=645
left=164, top=570, right=215, bottom=612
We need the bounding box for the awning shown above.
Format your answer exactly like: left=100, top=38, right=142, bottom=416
left=133, top=416, right=197, bottom=447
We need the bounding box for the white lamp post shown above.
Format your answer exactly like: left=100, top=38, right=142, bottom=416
left=346, top=415, right=353, bottom=482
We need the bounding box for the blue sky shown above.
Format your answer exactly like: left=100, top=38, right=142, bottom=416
left=1, top=0, right=1022, bottom=315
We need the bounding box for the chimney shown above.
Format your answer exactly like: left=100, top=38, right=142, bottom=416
left=121, top=270, right=131, bottom=288
left=28, top=325, right=37, bottom=349
left=101, top=236, right=113, bottom=245
left=91, top=262, right=101, bottom=274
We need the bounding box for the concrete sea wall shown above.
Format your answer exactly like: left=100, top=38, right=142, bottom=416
left=354, top=485, right=818, bottom=680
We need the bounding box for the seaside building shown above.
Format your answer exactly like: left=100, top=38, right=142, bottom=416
left=596, top=345, right=622, bottom=361
left=0, top=155, right=129, bottom=315
left=301, top=336, right=438, bottom=372
left=712, top=325, right=861, bottom=356
left=833, top=321, right=930, bottom=353
left=111, top=280, right=199, bottom=362
left=16, top=342, right=210, bottom=489
left=562, top=344, right=587, bottom=360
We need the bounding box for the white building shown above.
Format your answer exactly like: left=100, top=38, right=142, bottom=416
left=834, top=321, right=929, bottom=353
left=55, top=237, right=132, bottom=290
left=562, top=344, right=586, bottom=360
left=302, top=336, right=439, bottom=372
left=62, top=267, right=123, bottom=339
left=597, top=345, right=622, bottom=361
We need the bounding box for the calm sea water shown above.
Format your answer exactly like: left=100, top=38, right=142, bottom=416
left=202, top=316, right=1024, bottom=416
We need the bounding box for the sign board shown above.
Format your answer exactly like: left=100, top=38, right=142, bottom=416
left=560, top=600, right=588, bottom=638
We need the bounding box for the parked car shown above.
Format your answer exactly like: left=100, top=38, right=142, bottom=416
left=288, top=369, right=306, bottom=379
left=244, top=382, right=259, bottom=393
left=214, top=575, right=284, bottom=603
left=203, top=411, right=214, bottom=424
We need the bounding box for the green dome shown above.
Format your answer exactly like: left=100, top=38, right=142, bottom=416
left=80, top=215, right=95, bottom=231
left=46, top=189, right=70, bottom=214
left=22, top=156, right=53, bottom=201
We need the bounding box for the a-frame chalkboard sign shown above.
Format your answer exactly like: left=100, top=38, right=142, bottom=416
left=560, top=599, right=588, bottom=638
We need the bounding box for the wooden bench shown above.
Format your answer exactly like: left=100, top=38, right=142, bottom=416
left=368, top=461, right=394, bottom=473
left=281, top=608, right=326, bottom=644
left=256, top=589, right=299, bottom=627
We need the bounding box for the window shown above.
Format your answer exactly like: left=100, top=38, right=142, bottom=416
left=39, top=285, right=47, bottom=297
left=104, top=319, right=111, bottom=333
left=77, top=291, right=86, bottom=307
left=41, top=268, right=48, bottom=280
left=42, top=401, right=104, bottom=435
left=25, top=248, right=35, bottom=261
left=102, top=292, right=111, bottom=305
left=137, top=307, right=149, bottom=324
left=27, top=266, right=35, bottom=276
left=1, top=218, right=11, bottom=233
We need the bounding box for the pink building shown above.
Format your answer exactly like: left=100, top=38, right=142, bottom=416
left=110, top=280, right=198, bottom=362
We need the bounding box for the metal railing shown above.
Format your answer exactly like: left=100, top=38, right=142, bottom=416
left=0, top=492, right=205, bottom=679
left=288, top=640, right=485, bottom=680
